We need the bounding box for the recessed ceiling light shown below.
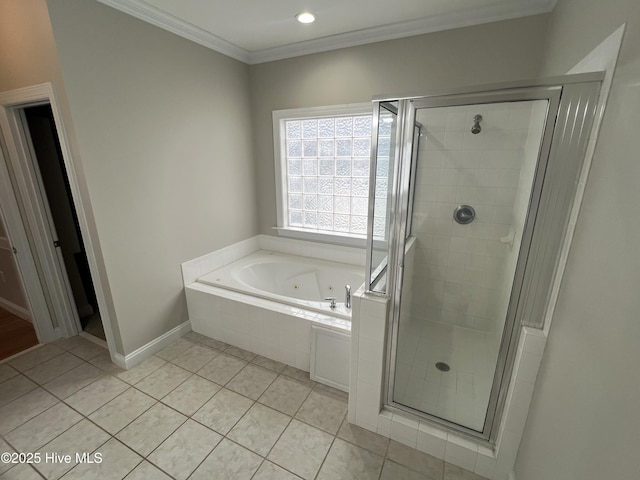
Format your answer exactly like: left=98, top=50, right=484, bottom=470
left=296, top=12, right=316, bottom=24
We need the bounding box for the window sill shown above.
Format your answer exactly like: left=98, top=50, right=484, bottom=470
left=273, top=226, right=367, bottom=248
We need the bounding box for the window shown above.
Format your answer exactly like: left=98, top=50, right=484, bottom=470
left=273, top=104, right=375, bottom=244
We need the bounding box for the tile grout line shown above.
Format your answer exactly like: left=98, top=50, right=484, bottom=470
left=2, top=335, right=486, bottom=480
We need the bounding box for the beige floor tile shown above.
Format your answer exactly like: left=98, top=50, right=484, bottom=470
left=53, top=336, right=87, bottom=352
left=116, top=403, right=186, bottom=456
left=0, top=464, right=43, bottom=479
left=226, top=364, right=278, bottom=400
left=65, top=375, right=129, bottom=415
left=134, top=363, right=191, bottom=399
left=68, top=339, right=106, bottom=361
left=185, top=331, right=228, bottom=351
left=386, top=441, right=444, bottom=479
left=317, top=438, right=384, bottom=480
left=34, top=419, right=110, bottom=480
left=197, top=353, right=247, bottom=385
left=115, top=356, right=165, bottom=385
left=0, top=387, right=58, bottom=435
left=295, top=388, right=348, bottom=434
left=314, top=382, right=349, bottom=400
left=155, top=339, right=194, bottom=361
left=8, top=345, right=64, bottom=372
left=170, top=344, right=219, bottom=372
left=258, top=375, right=311, bottom=416
left=337, top=418, right=390, bottom=457
left=252, top=461, right=303, bottom=479
left=6, top=403, right=82, bottom=451
left=444, top=463, right=487, bottom=480
left=0, top=438, right=14, bottom=475
left=162, top=374, right=220, bottom=416
left=88, top=352, right=124, bottom=374
left=281, top=366, right=314, bottom=385
left=228, top=403, right=291, bottom=456
left=60, top=438, right=141, bottom=480
left=225, top=345, right=257, bottom=361
left=122, top=461, right=173, bottom=480
left=0, top=375, right=38, bottom=407
left=190, top=439, right=262, bottom=480
left=380, top=460, right=431, bottom=480
left=43, top=363, right=102, bottom=399
left=192, top=388, right=253, bottom=435
left=268, top=419, right=334, bottom=480
left=0, top=364, right=18, bottom=384
left=89, top=388, right=156, bottom=435
left=148, top=419, right=222, bottom=480
left=22, top=353, right=84, bottom=385
left=251, top=355, right=287, bottom=373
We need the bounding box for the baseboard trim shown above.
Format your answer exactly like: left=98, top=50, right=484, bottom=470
left=113, top=320, right=192, bottom=369
left=0, top=297, right=31, bottom=322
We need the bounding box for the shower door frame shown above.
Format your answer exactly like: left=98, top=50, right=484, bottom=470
left=374, top=73, right=604, bottom=443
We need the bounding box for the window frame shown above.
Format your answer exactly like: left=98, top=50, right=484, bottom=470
left=272, top=103, right=374, bottom=247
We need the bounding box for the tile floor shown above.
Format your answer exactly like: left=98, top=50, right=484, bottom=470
left=394, top=320, right=499, bottom=431
left=0, top=332, right=487, bottom=480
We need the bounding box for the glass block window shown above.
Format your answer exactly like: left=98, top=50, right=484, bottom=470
left=277, top=110, right=374, bottom=237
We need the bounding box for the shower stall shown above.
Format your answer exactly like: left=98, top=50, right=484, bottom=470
left=365, top=75, right=602, bottom=442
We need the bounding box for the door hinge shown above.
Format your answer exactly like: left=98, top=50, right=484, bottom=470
left=12, top=247, right=17, bottom=254
left=53, top=240, right=61, bottom=248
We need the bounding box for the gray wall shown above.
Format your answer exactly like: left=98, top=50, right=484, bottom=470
left=46, top=0, right=259, bottom=354
left=0, top=0, right=81, bottom=325
left=514, top=0, right=640, bottom=479
left=249, top=15, right=550, bottom=235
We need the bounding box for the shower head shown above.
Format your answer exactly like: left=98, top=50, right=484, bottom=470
left=471, top=114, right=482, bottom=134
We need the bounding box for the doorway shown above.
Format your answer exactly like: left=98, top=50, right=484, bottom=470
left=0, top=210, right=38, bottom=359
left=19, top=104, right=104, bottom=341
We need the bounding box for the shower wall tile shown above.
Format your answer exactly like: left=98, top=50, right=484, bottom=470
left=444, top=433, right=479, bottom=472
left=409, top=103, right=544, bottom=334
left=390, top=413, right=419, bottom=448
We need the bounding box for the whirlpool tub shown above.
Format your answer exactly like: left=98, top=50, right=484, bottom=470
left=185, top=248, right=365, bottom=379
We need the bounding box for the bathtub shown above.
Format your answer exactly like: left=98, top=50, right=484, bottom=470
left=197, top=250, right=364, bottom=319
left=184, top=243, right=365, bottom=384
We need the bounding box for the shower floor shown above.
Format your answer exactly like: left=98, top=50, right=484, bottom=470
left=393, top=319, right=499, bottom=432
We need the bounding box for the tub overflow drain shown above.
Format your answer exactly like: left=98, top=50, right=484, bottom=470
left=435, top=362, right=450, bottom=372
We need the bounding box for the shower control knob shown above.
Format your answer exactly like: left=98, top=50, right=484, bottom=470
left=454, top=205, right=476, bottom=224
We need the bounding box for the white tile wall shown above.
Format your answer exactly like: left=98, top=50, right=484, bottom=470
left=410, top=102, right=544, bottom=334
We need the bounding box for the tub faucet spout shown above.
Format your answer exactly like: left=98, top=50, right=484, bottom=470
left=345, top=285, right=351, bottom=309
left=324, top=297, right=337, bottom=309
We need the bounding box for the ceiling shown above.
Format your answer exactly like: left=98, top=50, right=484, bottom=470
left=97, top=0, right=556, bottom=64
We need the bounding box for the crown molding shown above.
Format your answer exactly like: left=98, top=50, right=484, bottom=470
left=96, top=0, right=557, bottom=65
left=248, top=0, right=557, bottom=64
left=96, top=0, right=250, bottom=63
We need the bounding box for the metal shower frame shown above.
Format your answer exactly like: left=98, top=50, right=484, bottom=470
left=365, top=72, right=604, bottom=443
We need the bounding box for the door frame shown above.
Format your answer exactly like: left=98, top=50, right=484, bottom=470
left=0, top=83, right=116, bottom=353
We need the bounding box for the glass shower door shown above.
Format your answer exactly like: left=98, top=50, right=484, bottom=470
left=368, top=101, right=397, bottom=293
left=389, top=95, right=554, bottom=434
